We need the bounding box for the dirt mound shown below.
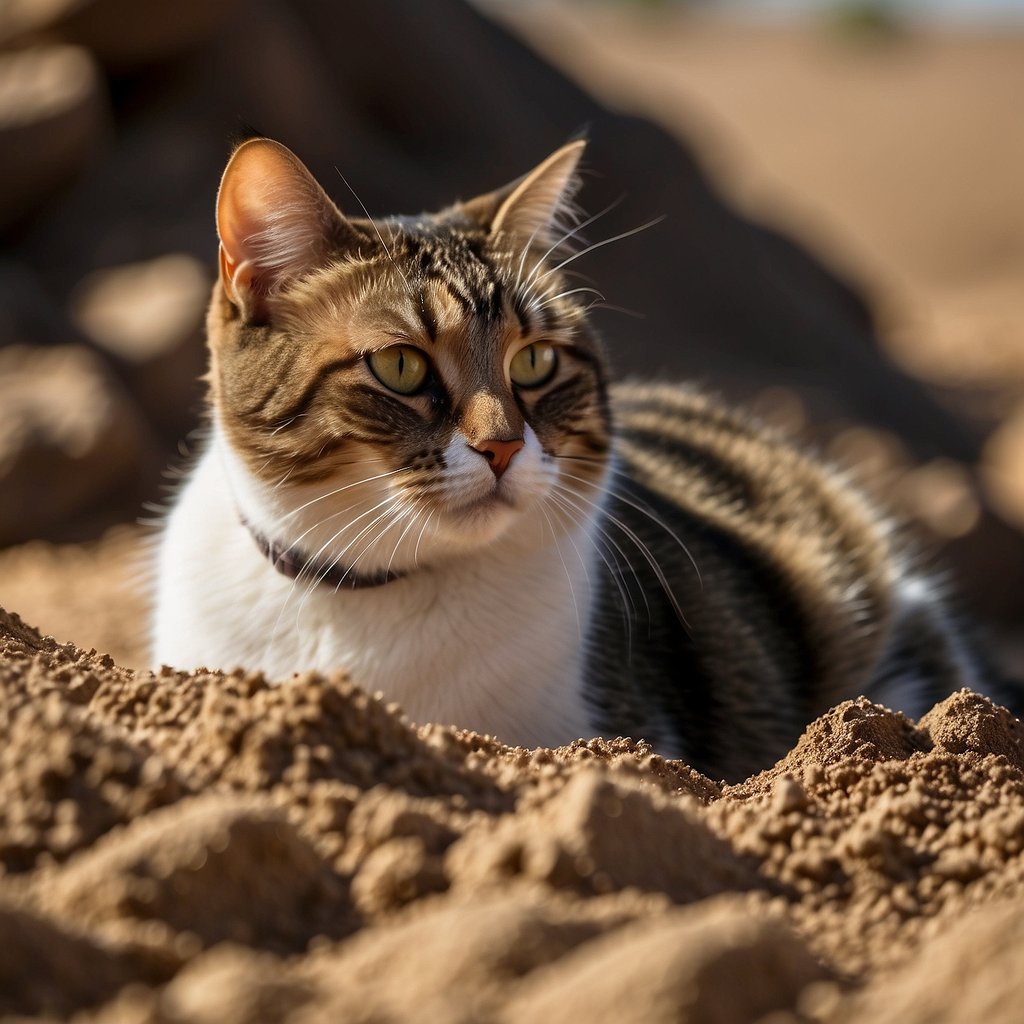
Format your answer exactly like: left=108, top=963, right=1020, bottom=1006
left=1, top=607, right=1022, bottom=1023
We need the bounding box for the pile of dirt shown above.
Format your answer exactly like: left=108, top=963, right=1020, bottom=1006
left=1, top=605, right=1022, bottom=1023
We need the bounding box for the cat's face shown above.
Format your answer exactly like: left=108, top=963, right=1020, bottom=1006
left=209, top=139, right=610, bottom=579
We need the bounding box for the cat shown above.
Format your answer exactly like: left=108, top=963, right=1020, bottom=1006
left=152, top=136, right=1007, bottom=782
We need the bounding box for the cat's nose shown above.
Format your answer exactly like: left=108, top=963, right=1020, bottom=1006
left=471, top=438, right=524, bottom=480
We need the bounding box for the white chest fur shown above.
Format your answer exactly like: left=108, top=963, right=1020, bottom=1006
left=152, top=436, right=600, bottom=748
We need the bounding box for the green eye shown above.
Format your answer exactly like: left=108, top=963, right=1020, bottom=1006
left=509, top=342, right=558, bottom=389
left=367, top=345, right=429, bottom=395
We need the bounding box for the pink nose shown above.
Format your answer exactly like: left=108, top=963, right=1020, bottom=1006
left=472, top=438, right=524, bottom=479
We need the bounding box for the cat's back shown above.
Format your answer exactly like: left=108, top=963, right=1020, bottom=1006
left=586, top=381, right=990, bottom=780
left=608, top=380, right=895, bottom=663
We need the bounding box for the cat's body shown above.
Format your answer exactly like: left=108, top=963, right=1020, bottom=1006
left=153, top=137, right=1005, bottom=781
left=156, top=421, right=596, bottom=749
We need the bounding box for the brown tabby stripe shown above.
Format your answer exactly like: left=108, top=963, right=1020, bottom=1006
left=617, top=423, right=759, bottom=508
left=405, top=233, right=505, bottom=322
left=269, top=355, right=365, bottom=425
left=415, top=291, right=438, bottom=343
left=511, top=297, right=532, bottom=336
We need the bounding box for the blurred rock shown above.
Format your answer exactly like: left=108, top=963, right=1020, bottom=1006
left=8, top=0, right=985, bottom=464
left=0, top=0, right=1021, bottom=625
left=71, top=254, right=210, bottom=441
left=0, top=0, right=78, bottom=44
left=0, top=344, right=150, bottom=545
left=982, top=402, right=1024, bottom=532
left=0, top=0, right=238, bottom=71
left=0, top=45, right=108, bottom=232
left=0, top=260, right=83, bottom=348
left=0, top=525, right=149, bottom=669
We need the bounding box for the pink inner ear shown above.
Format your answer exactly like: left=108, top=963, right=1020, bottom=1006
left=218, top=244, right=254, bottom=306
left=216, top=139, right=335, bottom=306
left=490, top=140, right=585, bottom=245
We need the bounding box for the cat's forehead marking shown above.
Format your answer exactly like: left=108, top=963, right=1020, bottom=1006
left=401, top=228, right=505, bottom=324
left=415, top=287, right=438, bottom=343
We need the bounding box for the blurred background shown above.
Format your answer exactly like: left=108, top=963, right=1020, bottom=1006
left=0, top=0, right=1022, bottom=674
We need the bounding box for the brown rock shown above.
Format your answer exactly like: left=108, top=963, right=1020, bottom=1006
left=0, top=526, right=150, bottom=670
left=0, top=45, right=108, bottom=231
left=36, top=794, right=353, bottom=953
left=299, top=889, right=644, bottom=1023
left=156, top=944, right=314, bottom=1024
left=0, top=0, right=239, bottom=71
left=0, top=344, right=150, bottom=545
left=919, top=688, right=1024, bottom=770
left=71, top=254, right=210, bottom=441
left=0, top=605, right=1022, bottom=1023
left=727, top=697, right=930, bottom=800
left=0, top=682, right=184, bottom=872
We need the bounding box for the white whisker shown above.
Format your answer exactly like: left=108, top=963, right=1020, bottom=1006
left=551, top=479, right=690, bottom=630
left=280, top=466, right=405, bottom=521
left=537, top=286, right=606, bottom=310
left=521, top=197, right=622, bottom=295
left=412, top=508, right=435, bottom=568
left=557, top=461, right=703, bottom=591
left=535, top=216, right=665, bottom=286
left=538, top=500, right=582, bottom=643
left=386, top=499, right=426, bottom=578
left=334, top=167, right=413, bottom=296
left=546, top=490, right=636, bottom=656
left=264, top=492, right=401, bottom=657
left=336, top=497, right=415, bottom=588
left=549, top=486, right=645, bottom=639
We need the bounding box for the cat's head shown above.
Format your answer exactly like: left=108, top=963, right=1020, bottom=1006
left=209, top=138, right=611, bottom=579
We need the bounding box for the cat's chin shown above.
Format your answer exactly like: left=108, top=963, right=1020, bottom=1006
left=419, top=489, right=552, bottom=561
left=438, top=491, right=521, bottom=546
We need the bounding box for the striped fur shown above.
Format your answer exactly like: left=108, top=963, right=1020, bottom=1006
left=153, top=139, right=1006, bottom=782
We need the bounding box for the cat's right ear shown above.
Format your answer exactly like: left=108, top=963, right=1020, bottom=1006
left=216, top=139, right=347, bottom=323
left=462, top=140, right=586, bottom=246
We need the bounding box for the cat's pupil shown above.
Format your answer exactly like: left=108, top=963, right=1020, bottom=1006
left=398, top=350, right=405, bottom=377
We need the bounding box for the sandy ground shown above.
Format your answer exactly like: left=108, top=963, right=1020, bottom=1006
left=3, top=11, right=1024, bottom=1021
left=2, top=602, right=1024, bottom=1022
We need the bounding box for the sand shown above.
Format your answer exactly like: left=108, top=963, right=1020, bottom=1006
left=1, top=592, right=1023, bottom=1023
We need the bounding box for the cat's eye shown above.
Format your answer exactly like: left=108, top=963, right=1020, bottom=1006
left=509, top=342, right=558, bottom=389
left=367, top=345, right=429, bottom=395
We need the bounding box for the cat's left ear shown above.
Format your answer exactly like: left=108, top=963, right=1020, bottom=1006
left=216, top=138, right=353, bottom=323
left=463, top=140, right=585, bottom=245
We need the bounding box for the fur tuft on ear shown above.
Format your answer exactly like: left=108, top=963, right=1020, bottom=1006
left=462, top=140, right=586, bottom=247
left=216, top=138, right=348, bottom=322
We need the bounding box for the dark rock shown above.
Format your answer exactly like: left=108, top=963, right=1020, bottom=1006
left=0, top=344, right=151, bottom=545
left=71, top=254, right=210, bottom=442
left=0, top=45, right=109, bottom=232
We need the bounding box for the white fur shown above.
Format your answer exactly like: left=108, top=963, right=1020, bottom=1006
left=152, top=421, right=604, bottom=748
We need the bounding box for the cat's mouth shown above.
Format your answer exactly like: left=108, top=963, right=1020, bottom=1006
left=446, top=489, right=517, bottom=518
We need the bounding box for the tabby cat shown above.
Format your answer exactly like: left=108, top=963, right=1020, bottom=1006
left=153, top=137, right=1000, bottom=781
